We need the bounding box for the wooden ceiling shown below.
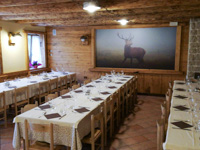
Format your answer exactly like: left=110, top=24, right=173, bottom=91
left=0, top=0, right=200, bottom=27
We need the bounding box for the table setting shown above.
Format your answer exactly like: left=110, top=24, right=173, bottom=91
left=163, top=78, right=200, bottom=150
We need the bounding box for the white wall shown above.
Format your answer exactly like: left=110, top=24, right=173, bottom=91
left=0, top=21, right=45, bottom=73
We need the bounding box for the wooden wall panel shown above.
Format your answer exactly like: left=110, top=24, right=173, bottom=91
left=47, top=25, right=189, bottom=94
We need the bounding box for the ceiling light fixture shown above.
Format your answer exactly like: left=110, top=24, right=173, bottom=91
left=83, top=1, right=101, bottom=13
left=117, top=19, right=129, bottom=25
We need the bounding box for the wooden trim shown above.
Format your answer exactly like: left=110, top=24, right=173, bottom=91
left=175, top=26, right=182, bottom=71
left=29, top=67, right=50, bottom=74
left=89, top=67, right=183, bottom=75
left=91, top=25, right=182, bottom=73
left=91, top=28, right=96, bottom=68
left=24, top=30, right=46, bottom=34
left=0, top=27, right=3, bottom=74
left=23, top=31, right=30, bottom=70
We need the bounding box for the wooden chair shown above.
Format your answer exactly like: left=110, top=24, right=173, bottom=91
left=130, top=78, right=136, bottom=110
left=49, top=78, right=59, bottom=94
left=157, top=118, right=164, bottom=150
left=165, top=92, right=171, bottom=119
left=60, top=89, right=69, bottom=96
left=82, top=107, right=104, bottom=150
left=70, top=74, right=77, bottom=87
left=0, top=75, right=8, bottom=83
left=21, top=101, right=38, bottom=113
left=14, top=86, right=30, bottom=116
left=39, top=81, right=50, bottom=105
left=125, top=80, right=133, bottom=115
left=112, top=91, right=119, bottom=128
left=59, top=75, right=68, bottom=90
left=24, top=119, right=64, bottom=150
left=104, top=97, right=114, bottom=145
left=161, top=102, right=167, bottom=137
left=84, top=79, right=91, bottom=85
left=72, top=84, right=80, bottom=90
left=119, top=86, right=125, bottom=122
left=45, top=92, right=58, bottom=103
left=0, top=92, right=7, bottom=127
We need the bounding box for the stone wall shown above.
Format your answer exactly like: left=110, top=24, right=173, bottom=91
left=187, top=18, right=200, bottom=78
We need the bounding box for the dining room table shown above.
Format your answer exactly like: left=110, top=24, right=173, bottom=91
left=12, top=74, right=134, bottom=150
left=0, top=71, right=75, bottom=108
left=163, top=80, right=200, bottom=150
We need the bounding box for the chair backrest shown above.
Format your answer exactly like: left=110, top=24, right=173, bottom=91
left=0, top=92, right=6, bottom=127
left=169, top=82, right=172, bottom=89
left=84, top=79, right=91, bottom=85
left=70, top=74, right=76, bottom=85
left=104, top=97, right=114, bottom=123
left=15, top=86, right=29, bottom=102
left=91, top=107, right=104, bottom=146
left=72, top=84, right=80, bottom=90
left=45, top=92, right=58, bottom=102
left=60, top=89, right=69, bottom=96
left=165, top=92, right=171, bottom=118
left=157, top=118, right=164, bottom=150
left=21, top=101, right=38, bottom=113
left=0, top=75, right=7, bottom=83
left=39, top=81, right=49, bottom=94
left=60, top=76, right=68, bottom=89
left=49, top=78, right=58, bottom=90
left=161, top=102, right=167, bottom=133
left=24, top=119, right=54, bottom=150
left=168, top=88, right=172, bottom=100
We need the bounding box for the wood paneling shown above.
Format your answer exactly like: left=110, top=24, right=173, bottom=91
left=0, top=0, right=199, bottom=26
left=47, top=24, right=189, bottom=94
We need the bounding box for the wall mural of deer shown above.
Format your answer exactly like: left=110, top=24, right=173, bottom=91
left=117, top=33, right=146, bottom=64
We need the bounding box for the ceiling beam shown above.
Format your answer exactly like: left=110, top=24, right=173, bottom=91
left=1, top=5, right=200, bottom=20
left=0, top=0, right=200, bottom=15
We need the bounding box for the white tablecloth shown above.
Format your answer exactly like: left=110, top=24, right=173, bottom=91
left=0, top=71, right=75, bottom=108
left=12, top=75, right=134, bottom=150
left=163, top=80, right=200, bottom=150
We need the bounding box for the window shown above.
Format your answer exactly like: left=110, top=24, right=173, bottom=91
left=27, top=32, right=46, bottom=69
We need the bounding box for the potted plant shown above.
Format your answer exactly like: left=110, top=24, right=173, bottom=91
left=29, top=61, right=42, bottom=69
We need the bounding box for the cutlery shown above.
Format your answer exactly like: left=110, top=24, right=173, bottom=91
left=59, top=114, right=66, bottom=120
left=172, top=127, right=191, bottom=131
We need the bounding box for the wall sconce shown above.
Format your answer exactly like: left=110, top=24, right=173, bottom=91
left=8, top=32, right=22, bottom=46
left=80, top=35, right=89, bottom=45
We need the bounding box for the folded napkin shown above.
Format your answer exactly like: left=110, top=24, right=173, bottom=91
left=174, top=95, right=188, bottom=99
left=86, top=85, right=94, bottom=88
left=92, top=97, right=104, bottom=101
left=175, top=88, right=186, bottom=92
left=173, top=105, right=190, bottom=111
left=108, top=86, right=117, bottom=89
left=63, top=72, right=68, bottom=75
left=39, top=105, right=51, bottom=110
left=74, top=107, right=90, bottom=113
left=8, top=86, right=17, bottom=88
left=176, top=82, right=185, bottom=85
left=101, top=91, right=111, bottom=95
left=123, top=76, right=131, bottom=78
left=95, top=81, right=101, bottom=83
left=171, top=121, right=193, bottom=129
left=119, top=79, right=127, bottom=81
left=30, top=81, right=37, bottom=83
left=52, top=75, right=58, bottom=77
left=61, top=95, right=71, bottom=99
left=43, top=78, right=50, bottom=80
left=115, top=82, right=123, bottom=84
left=74, top=90, right=83, bottom=93
left=45, top=113, right=61, bottom=119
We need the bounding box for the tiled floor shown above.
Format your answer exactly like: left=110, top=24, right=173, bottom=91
left=0, top=95, right=164, bottom=150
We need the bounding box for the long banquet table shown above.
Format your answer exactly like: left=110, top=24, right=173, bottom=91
left=163, top=80, right=200, bottom=150
left=12, top=74, right=134, bottom=150
left=0, top=71, right=75, bottom=108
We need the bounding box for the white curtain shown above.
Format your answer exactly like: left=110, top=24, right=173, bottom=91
left=28, top=34, right=46, bottom=68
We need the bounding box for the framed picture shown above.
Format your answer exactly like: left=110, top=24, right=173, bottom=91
left=91, top=25, right=181, bottom=73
